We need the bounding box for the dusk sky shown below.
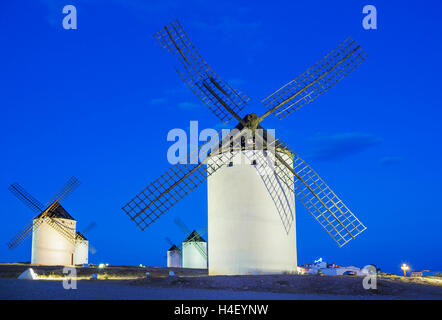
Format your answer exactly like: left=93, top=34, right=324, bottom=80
left=1, top=0, right=441, bottom=274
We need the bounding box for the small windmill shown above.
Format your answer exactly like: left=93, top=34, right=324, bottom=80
left=122, top=20, right=368, bottom=275
left=74, top=222, right=97, bottom=265
left=8, top=177, right=81, bottom=265
left=165, top=237, right=181, bottom=268
left=173, top=218, right=207, bottom=269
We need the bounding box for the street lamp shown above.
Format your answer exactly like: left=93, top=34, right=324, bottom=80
left=401, top=263, right=409, bottom=277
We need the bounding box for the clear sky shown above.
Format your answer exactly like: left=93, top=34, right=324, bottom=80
left=1, top=0, right=441, bottom=274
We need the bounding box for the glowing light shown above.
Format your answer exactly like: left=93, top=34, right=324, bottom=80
left=401, top=263, right=410, bottom=277
left=98, top=263, right=105, bottom=269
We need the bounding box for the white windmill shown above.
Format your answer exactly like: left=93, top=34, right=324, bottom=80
left=123, top=20, right=367, bottom=275
left=8, top=177, right=81, bottom=266
left=165, top=237, right=182, bottom=268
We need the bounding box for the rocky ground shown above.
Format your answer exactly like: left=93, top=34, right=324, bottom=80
left=1, top=263, right=441, bottom=299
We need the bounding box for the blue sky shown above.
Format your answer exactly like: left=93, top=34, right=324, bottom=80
left=0, top=0, right=441, bottom=274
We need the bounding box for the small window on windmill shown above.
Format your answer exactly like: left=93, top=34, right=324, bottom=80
left=252, top=160, right=257, bottom=166
left=228, top=162, right=233, bottom=167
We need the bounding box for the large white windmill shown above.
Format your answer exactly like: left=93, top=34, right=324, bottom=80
left=8, top=177, right=81, bottom=266
left=122, top=20, right=367, bottom=275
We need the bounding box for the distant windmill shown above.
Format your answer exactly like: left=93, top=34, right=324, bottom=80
left=174, top=218, right=207, bottom=269
left=164, top=237, right=181, bottom=268
left=74, top=222, right=97, bottom=265
left=122, top=20, right=367, bottom=275
left=164, top=218, right=208, bottom=269
left=8, top=177, right=81, bottom=266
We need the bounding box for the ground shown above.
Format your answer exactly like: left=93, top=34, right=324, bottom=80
left=0, top=263, right=441, bottom=300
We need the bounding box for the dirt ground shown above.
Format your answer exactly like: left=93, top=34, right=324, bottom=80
left=1, top=263, right=441, bottom=299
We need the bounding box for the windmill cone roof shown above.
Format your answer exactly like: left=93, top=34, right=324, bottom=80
left=76, top=231, right=87, bottom=241
left=168, top=244, right=181, bottom=252
left=183, top=230, right=206, bottom=243
left=35, top=205, right=75, bottom=221
left=211, top=114, right=292, bottom=157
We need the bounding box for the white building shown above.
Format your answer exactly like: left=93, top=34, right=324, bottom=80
left=31, top=206, right=77, bottom=266
left=182, top=230, right=207, bottom=269
left=167, top=245, right=182, bottom=268
left=74, top=231, right=89, bottom=265
left=207, top=128, right=297, bottom=275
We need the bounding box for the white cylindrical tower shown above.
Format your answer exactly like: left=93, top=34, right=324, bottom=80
left=31, top=212, right=77, bottom=266
left=207, top=148, right=297, bottom=275
left=182, top=231, right=207, bottom=269
left=167, top=245, right=182, bottom=268
left=74, top=232, right=89, bottom=265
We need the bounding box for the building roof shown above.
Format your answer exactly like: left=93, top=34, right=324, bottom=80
left=183, top=230, right=206, bottom=243
left=35, top=205, right=75, bottom=221
left=76, top=231, right=87, bottom=241
left=211, top=114, right=292, bottom=157
left=168, top=244, right=181, bottom=252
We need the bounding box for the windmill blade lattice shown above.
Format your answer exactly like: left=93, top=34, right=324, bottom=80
left=261, top=37, right=367, bottom=120
left=9, top=183, right=45, bottom=214
left=7, top=177, right=81, bottom=249
left=155, top=20, right=250, bottom=124
left=122, top=129, right=243, bottom=230
left=255, top=134, right=366, bottom=247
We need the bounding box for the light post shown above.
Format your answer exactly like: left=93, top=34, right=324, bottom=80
left=401, top=263, right=409, bottom=277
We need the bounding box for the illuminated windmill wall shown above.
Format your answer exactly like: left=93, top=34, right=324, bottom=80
left=123, top=20, right=368, bottom=275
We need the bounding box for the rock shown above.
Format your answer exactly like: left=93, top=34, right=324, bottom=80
left=18, top=268, right=39, bottom=280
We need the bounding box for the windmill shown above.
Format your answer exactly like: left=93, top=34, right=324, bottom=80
left=174, top=218, right=207, bottom=269
left=164, top=218, right=208, bottom=269
left=8, top=177, right=81, bottom=266
left=122, top=20, right=367, bottom=275
left=165, top=236, right=182, bottom=268
left=74, top=222, right=97, bottom=265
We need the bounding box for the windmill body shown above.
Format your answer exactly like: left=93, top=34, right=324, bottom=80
left=207, top=148, right=297, bottom=275
left=31, top=206, right=77, bottom=266
left=167, top=245, right=182, bottom=268
left=182, top=231, right=207, bottom=269
left=74, top=232, right=89, bottom=265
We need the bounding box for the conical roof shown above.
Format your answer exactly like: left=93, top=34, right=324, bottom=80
left=35, top=205, right=75, bottom=221
left=76, top=231, right=87, bottom=241
left=168, top=244, right=181, bottom=251
left=211, top=113, right=292, bottom=157
left=183, top=230, right=206, bottom=243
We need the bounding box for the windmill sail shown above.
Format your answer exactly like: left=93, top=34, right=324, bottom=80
left=261, top=37, right=367, bottom=120
left=255, top=133, right=366, bottom=247
left=122, top=129, right=242, bottom=230
left=154, top=20, right=250, bottom=123
left=7, top=218, right=44, bottom=249
left=9, top=183, right=46, bottom=214
left=7, top=177, right=81, bottom=249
